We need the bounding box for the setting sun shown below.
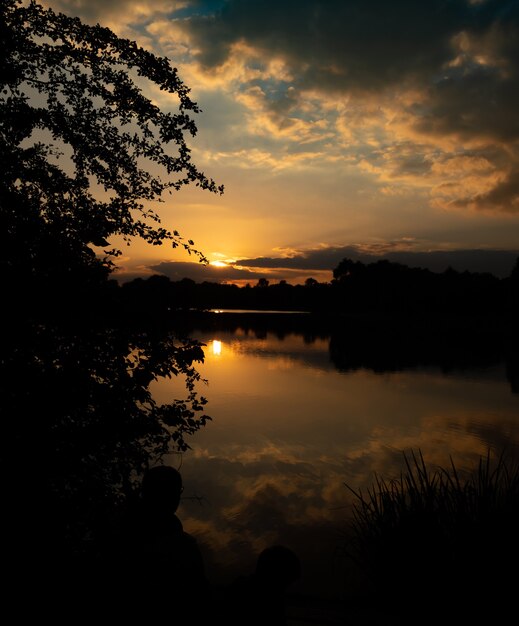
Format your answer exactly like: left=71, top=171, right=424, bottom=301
left=210, top=261, right=228, bottom=268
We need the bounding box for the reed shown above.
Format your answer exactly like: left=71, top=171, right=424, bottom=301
left=344, top=448, right=519, bottom=622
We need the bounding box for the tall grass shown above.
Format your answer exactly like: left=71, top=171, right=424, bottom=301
left=344, top=448, right=519, bottom=622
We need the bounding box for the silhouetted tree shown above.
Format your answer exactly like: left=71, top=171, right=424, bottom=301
left=331, top=256, right=504, bottom=317
left=510, top=257, right=519, bottom=282
left=0, top=0, right=222, bottom=585
left=503, top=256, right=519, bottom=315
left=1, top=0, right=222, bottom=307
left=333, top=258, right=365, bottom=282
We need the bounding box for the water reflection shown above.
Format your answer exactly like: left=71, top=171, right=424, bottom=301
left=151, top=326, right=519, bottom=599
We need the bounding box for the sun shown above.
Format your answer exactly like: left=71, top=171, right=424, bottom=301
left=210, top=260, right=228, bottom=268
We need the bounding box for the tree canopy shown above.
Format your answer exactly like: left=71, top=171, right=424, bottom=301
left=1, top=0, right=223, bottom=302
left=0, top=0, right=223, bottom=570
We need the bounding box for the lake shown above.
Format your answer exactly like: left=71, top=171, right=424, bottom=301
left=150, top=311, right=519, bottom=602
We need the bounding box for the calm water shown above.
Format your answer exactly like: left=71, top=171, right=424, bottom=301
left=150, top=317, right=519, bottom=600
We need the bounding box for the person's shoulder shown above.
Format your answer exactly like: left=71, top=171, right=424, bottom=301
left=179, top=529, right=204, bottom=556
left=181, top=528, right=197, bottom=542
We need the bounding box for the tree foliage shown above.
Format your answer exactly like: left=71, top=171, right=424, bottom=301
left=1, top=0, right=223, bottom=297
left=0, top=0, right=222, bottom=562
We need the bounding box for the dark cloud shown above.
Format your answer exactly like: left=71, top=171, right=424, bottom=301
left=391, top=154, right=433, bottom=177
left=182, top=0, right=519, bottom=211
left=149, top=261, right=258, bottom=282
left=120, top=248, right=518, bottom=284
left=417, top=65, right=519, bottom=143
left=185, top=0, right=469, bottom=90
left=236, top=247, right=519, bottom=278
left=184, top=0, right=519, bottom=133
left=45, top=0, right=139, bottom=22
left=235, top=247, right=361, bottom=270
left=143, top=257, right=337, bottom=285
left=456, top=167, right=519, bottom=212
left=147, top=261, right=331, bottom=284
left=48, top=0, right=519, bottom=212
left=184, top=0, right=519, bottom=99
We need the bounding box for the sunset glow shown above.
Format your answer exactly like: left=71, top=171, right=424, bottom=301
left=43, top=1, right=519, bottom=285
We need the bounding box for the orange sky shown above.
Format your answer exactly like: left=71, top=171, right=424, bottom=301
left=43, top=0, right=519, bottom=284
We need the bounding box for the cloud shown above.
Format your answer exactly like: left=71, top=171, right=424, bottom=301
left=235, top=245, right=519, bottom=278
left=43, top=0, right=184, bottom=24
left=45, top=0, right=519, bottom=213
left=139, top=245, right=519, bottom=285
left=235, top=247, right=361, bottom=271
left=464, top=168, right=519, bottom=212
left=149, top=261, right=258, bottom=282
left=146, top=260, right=332, bottom=284
left=179, top=0, right=519, bottom=212
left=184, top=0, right=470, bottom=91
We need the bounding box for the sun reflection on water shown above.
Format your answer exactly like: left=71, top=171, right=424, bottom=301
left=212, top=339, right=222, bottom=356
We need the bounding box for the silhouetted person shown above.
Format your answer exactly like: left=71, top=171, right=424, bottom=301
left=227, top=545, right=301, bottom=625
left=99, top=465, right=210, bottom=623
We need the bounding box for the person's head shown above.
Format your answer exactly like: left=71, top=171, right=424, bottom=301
left=141, top=465, right=183, bottom=513
left=255, top=545, right=301, bottom=590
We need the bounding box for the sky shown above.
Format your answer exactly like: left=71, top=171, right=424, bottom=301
left=42, top=0, right=519, bottom=284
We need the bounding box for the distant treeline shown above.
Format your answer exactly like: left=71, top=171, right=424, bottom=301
left=115, top=256, right=519, bottom=321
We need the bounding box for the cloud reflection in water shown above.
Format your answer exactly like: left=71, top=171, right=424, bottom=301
left=152, top=329, right=519, bottom=596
